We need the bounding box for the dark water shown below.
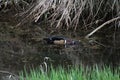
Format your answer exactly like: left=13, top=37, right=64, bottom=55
left=0, top=22, right=120, bottom=80
left=0, top=37, right=119, bottom=68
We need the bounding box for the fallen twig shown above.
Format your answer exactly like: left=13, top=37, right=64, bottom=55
left=0, top=70, right=19, bottom=80
left=85, top=17, right=120, bottom=39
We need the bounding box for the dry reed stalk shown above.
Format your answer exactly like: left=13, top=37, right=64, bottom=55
left=16, top=0, right=119, bottom=30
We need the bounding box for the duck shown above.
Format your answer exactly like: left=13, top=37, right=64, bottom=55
left=43, top=36, right=80, bottom=45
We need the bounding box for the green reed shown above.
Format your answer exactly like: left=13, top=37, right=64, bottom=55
left=19, top=66, right=120, bottom=80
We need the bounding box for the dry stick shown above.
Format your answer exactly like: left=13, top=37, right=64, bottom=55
left=0, top=70, right=19, bottom=80
left=85, top=17, right=120, bottom=39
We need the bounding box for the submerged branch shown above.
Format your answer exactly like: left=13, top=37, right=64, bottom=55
left=85, top=17, right=120, bottom=39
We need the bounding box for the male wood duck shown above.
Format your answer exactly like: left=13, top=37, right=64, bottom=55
left=43, top=36, right=80, bottom=45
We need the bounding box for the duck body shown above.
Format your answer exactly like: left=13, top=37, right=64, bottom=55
left=43, top=36, right=80, bottom=45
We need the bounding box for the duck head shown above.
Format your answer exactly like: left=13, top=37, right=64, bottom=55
left=73, top=40, right=81, bottom=45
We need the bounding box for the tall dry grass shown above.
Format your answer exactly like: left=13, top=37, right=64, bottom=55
left=3, top=0, right=119, bottom=30
left=15, top=0, right=120, bottom=30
